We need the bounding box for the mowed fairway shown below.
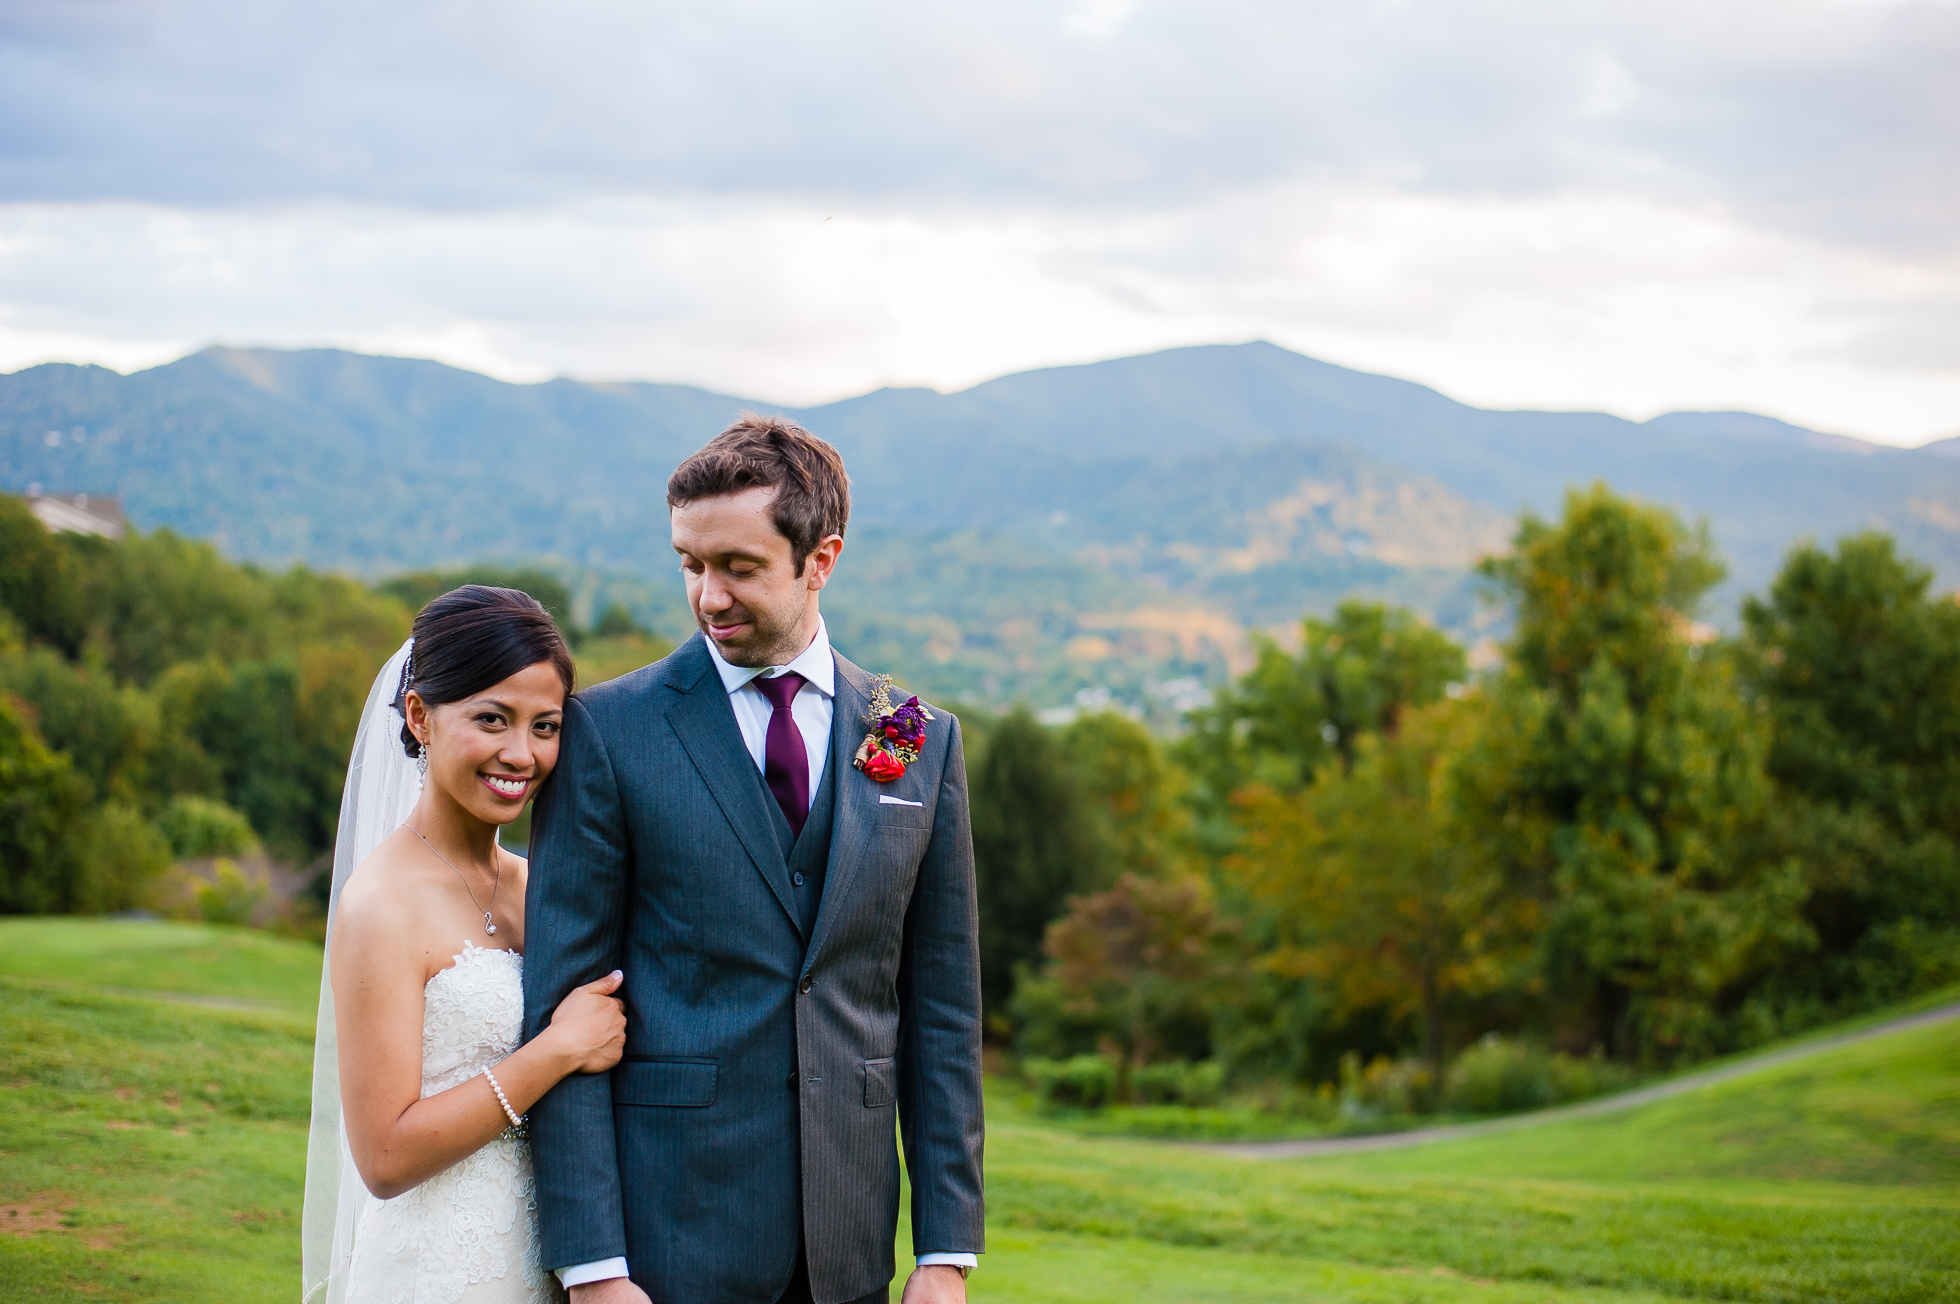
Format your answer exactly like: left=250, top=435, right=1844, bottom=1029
left=2, top=919, right=1955, bottom=1303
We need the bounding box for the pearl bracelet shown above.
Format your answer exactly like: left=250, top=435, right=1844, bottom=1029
left=481, top=1065, right=528, bottom=1140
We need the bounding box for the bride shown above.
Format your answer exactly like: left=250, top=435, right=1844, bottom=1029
left=303, top=586, right=627, bottom=1303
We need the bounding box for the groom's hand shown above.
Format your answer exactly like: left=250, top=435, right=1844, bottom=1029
left=569, top=1279, right=651, bottom=1304
left=900, top=1265, right=967, bottom=1304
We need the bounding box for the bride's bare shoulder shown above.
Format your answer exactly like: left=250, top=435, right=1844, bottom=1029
left=331, top=829, right=440, bottom=958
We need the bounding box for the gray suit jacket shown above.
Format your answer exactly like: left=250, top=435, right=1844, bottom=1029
left=521, top=633, right=985, bottom=1304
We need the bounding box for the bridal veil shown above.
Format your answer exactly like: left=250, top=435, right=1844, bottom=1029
left=302, top=638, right=422, bottom=1303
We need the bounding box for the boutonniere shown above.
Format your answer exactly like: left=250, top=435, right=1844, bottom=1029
left=852, top=674, right=934, bottom=783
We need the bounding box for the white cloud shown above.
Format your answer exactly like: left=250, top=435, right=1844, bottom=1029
left=0, top=1, right=1955, bottom=442
left=2, top=190, right=1955, bottom=443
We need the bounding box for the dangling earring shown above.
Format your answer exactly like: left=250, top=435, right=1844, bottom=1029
left=417, top=742, right=430, bottom=787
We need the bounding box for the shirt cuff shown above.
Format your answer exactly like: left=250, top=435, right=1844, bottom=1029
left=916, top=1253, right=978, bottom=1270
left=557, top=1258, right=631, bottom=1288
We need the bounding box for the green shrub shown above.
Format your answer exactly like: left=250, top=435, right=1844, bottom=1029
left=1339, top=1052, right=1439, bottom=1117
left=1444, top=1034, right=1641, bottom=1115
left=1025, top=1054, right=1118, bottom=1109
left=158, top=795, right=260, bottom=860
left=1444, top=1035, right=1556, bottom=1114
left=1131, top=1059, right=1227, bottom=1107
left=1547, top=1047, right=1639, bottom=1102
left=72, top=801, right=174, bottom=914
left=195, top=858, right=270, bottom=926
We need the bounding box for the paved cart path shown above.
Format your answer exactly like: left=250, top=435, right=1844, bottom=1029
left=1206, top=998, right=1960, bottom=1160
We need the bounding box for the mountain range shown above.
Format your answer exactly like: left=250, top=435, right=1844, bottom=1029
left=5, top=341, right=1957, bottom=712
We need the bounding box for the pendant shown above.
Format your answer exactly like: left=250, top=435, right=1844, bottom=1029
left=484, top=912, right=497, bottom=936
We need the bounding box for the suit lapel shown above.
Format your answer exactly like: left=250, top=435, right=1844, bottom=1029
left=663, top=636, right=803, bottom=937
left=806, top=652, right=882, bottom=963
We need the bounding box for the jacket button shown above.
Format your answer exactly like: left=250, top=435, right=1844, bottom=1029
left=789, top=1071, right=800, bottom=1090
left=799, top=976, right=814, bottom=994
left=792, top=871, right=805, bottom=887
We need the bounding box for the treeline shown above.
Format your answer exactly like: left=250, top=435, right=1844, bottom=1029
left=0, top=496, right=410, bottom=912
left=8, top=481, right=1957, bottom=1104
left=972, top=485, right=1960, bottom=1114
left=0, top=498, right=665, bottom=918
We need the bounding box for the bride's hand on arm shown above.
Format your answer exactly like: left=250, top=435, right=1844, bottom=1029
left=533, top=969, right=629, bottom=1074
left=333, top=891, right=625, bottom=1200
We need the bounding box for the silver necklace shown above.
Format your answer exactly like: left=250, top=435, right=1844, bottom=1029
left=409, top=823, right=503, bottom=936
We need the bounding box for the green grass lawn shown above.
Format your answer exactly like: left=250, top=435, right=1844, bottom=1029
left=2, top=917, right=1955, bottom=1303
left=0, top=917, right=323, bottom=1017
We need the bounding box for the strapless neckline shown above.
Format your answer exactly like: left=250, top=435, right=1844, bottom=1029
left=343, top=938, right=561, bottom=1302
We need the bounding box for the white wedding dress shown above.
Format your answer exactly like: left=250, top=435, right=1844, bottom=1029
left=341, top=942, right=565, bottom=1304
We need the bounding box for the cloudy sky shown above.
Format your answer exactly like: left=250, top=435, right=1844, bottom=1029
left=2, top=0, right=1955, bottom=442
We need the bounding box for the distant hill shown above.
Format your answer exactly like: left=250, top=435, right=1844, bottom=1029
left=6, top=341, right=1958, bottom=710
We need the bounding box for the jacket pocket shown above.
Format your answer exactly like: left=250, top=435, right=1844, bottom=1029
left=863, top=1057, right=896, bottom=1108
left=613, top=1056, right=717, bottom=1107
left=877, top=806, right=933, bottom=831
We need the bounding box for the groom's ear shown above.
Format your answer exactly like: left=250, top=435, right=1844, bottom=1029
left=802, top=533, right=845, bottom=591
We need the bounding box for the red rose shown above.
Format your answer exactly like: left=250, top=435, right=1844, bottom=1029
left=863, top=749, right=905, bottom=782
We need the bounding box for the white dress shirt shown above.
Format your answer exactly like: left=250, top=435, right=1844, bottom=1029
left=557, top=621, right=974, bottom=1289
left=710, top=616, right=838, bottom=794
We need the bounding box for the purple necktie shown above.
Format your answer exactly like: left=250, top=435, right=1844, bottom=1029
left=754, top=672, right=809, bottom=837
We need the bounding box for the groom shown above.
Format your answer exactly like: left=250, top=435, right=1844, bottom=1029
left=521, top=416, right=984, bottom=1304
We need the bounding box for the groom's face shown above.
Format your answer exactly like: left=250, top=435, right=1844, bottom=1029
left=672, top=485, right=842, bottom=667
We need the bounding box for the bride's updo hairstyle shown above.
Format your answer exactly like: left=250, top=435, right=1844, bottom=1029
left=394, top=585, right=576, bottom=758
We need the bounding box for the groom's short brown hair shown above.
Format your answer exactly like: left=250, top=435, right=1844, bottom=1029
left=667, top=414, right=852, bottom=575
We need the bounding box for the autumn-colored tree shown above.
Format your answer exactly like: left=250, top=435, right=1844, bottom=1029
left=1039, top=873, right=1235, bottom=1094
left=1460, top=484, right=1806, bottom=1061
left=1230, top=699, right=1525, bottom=1068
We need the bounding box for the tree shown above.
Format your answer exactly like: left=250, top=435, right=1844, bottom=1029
left=592, top=602, right=649, bottom=639
left=1180, top=601, right=1465, bottom=842
left=0, top=646, right=167, bottom=806
left=1058, top=711, right=1190, bottom=880
left=157, top=646, right=377, bottom=863
left=1230, top=700, right=1522, bottom=1069
left=1461, top=484, right=1805, bottom=1061
left=0, top=694, right=92, bottom=913
left=380, top=565, right=579, bottom=641
left=0, top=496, right=83, bottom=654
left=1738, top=533, right=1960, bottom=1009
left=969, top=707, right=1105, bottom=1019
left=1037, top=873, right=1234, bottom=1089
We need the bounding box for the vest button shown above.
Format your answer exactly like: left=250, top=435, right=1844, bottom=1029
left=799, top=976, right=814, bottom=994
left=792, top=871, right=805, bottom=887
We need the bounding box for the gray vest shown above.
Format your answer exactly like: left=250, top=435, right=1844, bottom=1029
left=764, top=731, right=840, bottom=939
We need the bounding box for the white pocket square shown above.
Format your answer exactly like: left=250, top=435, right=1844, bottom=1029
left=878, top=795, right=924, bottom=807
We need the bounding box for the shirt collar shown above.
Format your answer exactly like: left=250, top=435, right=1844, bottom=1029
left=704, top=616, right=835, bottom=699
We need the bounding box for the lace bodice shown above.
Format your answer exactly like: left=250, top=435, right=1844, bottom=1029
left=341, top=943, right=563, bottom=1304
left=421, top=943, right=526, bottom=1096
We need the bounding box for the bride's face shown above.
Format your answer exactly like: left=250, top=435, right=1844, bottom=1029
left=408, top=661, right=566, bottom=825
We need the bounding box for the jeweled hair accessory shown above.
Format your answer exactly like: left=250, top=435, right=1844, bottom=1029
left=390, top=636, right=417, bottom=718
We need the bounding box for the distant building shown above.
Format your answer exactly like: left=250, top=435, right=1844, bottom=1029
left=20, top=487, right=124, bottom=539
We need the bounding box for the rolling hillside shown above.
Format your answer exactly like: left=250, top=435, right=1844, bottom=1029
left=1, top=917, right=1953, bottom=1303
left=6, top=341, right=1958, bottom=708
